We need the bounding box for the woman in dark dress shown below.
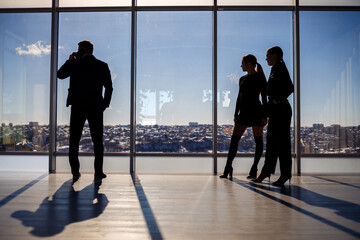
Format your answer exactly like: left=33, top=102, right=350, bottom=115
left=253, top=46, right=294, bottom=187
left=219, top=54, right=267, bottom=180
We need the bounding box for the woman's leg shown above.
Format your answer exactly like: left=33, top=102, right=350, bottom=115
left=224, top=125, right=246, bottom=168
left=272, top=103, right=293, bottom=187
left=278, top=103, right=292, bottom=178
left=248, top=126, right=264, bottom=176
left=253, top=118, right=275, bottom=182
left=261, top=109, right=282, bottom=175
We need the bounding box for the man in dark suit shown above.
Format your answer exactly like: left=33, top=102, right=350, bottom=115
left=58, top=40, right=113, bottom=181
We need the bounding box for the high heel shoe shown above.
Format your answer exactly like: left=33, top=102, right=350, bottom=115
left=246, top=168, right=257, bottom=179
left=246, top=173, right=257, bottom=179
left=219, top=166, right=233, bottom=180
left=251, top=172, right=270, bottom=183
left=272, top=176, right=291, bottom=187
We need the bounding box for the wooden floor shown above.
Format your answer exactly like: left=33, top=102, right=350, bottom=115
left=0, top=172, right=359, bottom=240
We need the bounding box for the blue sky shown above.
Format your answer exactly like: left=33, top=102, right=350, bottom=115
left=217, top=11, right=293, bottom=125
left=0, top=13, right=51, bottom=125
left=300, top=11, right=360, bottom=127
left=57, top=12, right=131, bottom=125
left=0, top=11, right=359, bottom=127
left=136, top=11, right=212, bottom=125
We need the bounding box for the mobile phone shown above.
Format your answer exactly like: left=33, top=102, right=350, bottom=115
left=75, top=48, right=85, bottom=59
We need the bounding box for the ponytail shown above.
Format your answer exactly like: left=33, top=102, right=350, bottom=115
left=256, top=62, right=266, bottom=80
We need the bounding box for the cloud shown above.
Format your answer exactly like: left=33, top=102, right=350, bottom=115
left=227, top=71, right=240, bottom=84
left=15, top=41, right=51, bottom=57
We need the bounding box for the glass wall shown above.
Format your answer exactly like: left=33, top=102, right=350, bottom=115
left=217, top=11, right=294, bottom=154
left=300, top=11, right=360, bottom=154
left=300, top=0, right=360, bottom=6
left=137, top=0, right=212, bottom=6
left=0, top=1, right=359, bottom=173
left=0, top=13, right=51, bottom=152
left=57, top=12, right=131, bottom=153
left=0, top=0, right=51, bottom=8
left=60, top=0, right=131, bottom=7
left=136, top=11, right=213, bottom=153
left=56, top=156, right=129, bottom=172
left=218, top=0, right=292, bottom=5
left=136, top=157, right=212, bottom=173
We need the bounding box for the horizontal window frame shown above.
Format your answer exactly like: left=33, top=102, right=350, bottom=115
left=2, top=6, right=360, bottom=13
left=1, top=152, right=359, bottom=159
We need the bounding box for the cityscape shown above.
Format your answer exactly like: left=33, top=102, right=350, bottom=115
left=0, top=122, right=359, bottom=154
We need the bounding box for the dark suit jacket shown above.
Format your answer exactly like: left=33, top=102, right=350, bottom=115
left=267, top=61, right=294, bottom=103
left=57, top=55, right=113, bottom=110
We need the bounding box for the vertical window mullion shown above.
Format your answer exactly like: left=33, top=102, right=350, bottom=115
left=49, top=0, right=59, bottom=173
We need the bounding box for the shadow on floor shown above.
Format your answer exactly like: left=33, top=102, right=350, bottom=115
left=131, top=173, right=163, bottom=240
left=231, top=177, right=360, bottom=239
left=0, top=173, right=48, bottom=208
left=12, top=179, right=108, bottom=237
left=312, top=176, right=360, bottom=190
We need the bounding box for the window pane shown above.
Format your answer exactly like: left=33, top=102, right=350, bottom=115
left=0, top=0, right=51, bottom=8
left=302, top=157, right=360, bottom=172
left=0, top=156, right=48, bottom=170
left=137, top=0, right=212, bottom=6
left=218, top=0, right=292, bottom=6
left=300, top=11, right=360, bottom=154
left=60, top=0, right=131, bottom=7
left=137, top=157, right=212, bottom=173
left=217, top=11, right=294, bottom=154
left=57, top=12, right=131, bottom=153
left=56, top=156, right=129, bottom=172
left=300, top=0, right=360, bottom=6
left=0, top=13, right=51, bottom=152
left=136, top=11, right=212, bottom=153
left=218, top=157, right=267, bottom=173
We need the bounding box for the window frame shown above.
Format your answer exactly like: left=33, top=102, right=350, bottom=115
left=0, top=1, right=359, bottom=175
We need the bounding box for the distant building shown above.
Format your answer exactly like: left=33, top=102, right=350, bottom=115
left=313, top=123, right=324, bottom=129
left=0, top=122, right=359, bottom=153
left=189, top=122, right=199, bottom=127
left=29, top=122, right=39, bottom=128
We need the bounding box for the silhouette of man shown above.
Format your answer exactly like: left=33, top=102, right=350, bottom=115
left=58, top=40, right=113, bottom=181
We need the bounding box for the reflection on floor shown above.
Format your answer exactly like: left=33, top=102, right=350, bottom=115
left=0, top=172, right=359, bottom=239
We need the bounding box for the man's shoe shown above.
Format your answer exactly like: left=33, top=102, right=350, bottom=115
left=94, top=173, right=107, bottom=181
